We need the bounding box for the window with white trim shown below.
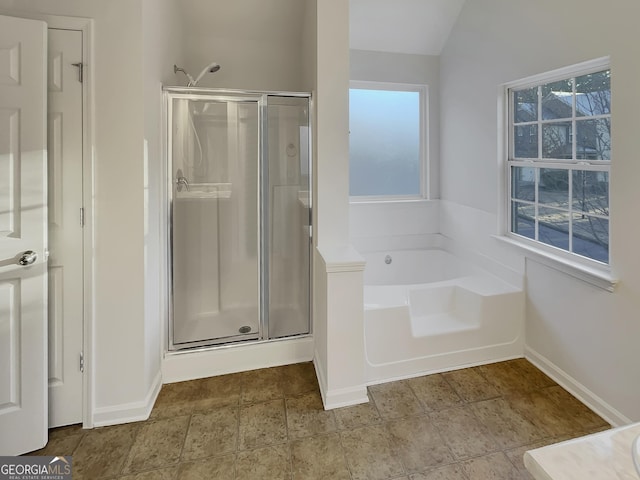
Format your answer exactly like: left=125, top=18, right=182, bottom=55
left=507, top=61, right=610, bottom=264
left=349, top=82, right=427, bottom=199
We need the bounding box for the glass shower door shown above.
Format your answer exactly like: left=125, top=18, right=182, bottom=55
left=266, top=95, right=311, bottom=338
left=171, top=95, right=261, bottom=347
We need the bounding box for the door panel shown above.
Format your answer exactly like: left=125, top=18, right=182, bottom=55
left=47, top=28, right=83, bottom=428
left=0, top=14, right=48, bottom=456
left=171, top=96, right=261, bottom=347
left=266, top=96, right=311, bottom=338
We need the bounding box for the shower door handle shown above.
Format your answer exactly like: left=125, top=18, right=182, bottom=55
left=175, top=176, right=190, bottom=192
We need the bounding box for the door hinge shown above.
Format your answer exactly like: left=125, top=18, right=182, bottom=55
left=72, top=62, right=84, bottom=83
left=80, top=207, right=85, bottom=227
left=79, top=352, right=84, bottom=373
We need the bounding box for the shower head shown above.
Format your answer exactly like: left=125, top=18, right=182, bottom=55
left=191, top=61, right=221, bottom=87
left=173, top=62, right=221, bottom=87
left=173, top=64, right=195, bottom=86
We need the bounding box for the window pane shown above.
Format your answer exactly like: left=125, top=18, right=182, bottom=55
left=514, top=87, right=538, bottom=123
left=576, top=118, right=611, bottom=160
left=538, top=207, right=570, bottom=250
left=511, top=166, right=535, bottom=202
left=573, top=214, right=609, bottom=263
left=542, top=122, right=572, bottom=159
left=539, top=168, right=568, bottom=208
left=541, top=79, right=573, bottom=120
left=572, top=170, right=609, bottom=215
left=576, top=70, right=611, bottom=117
left=514, top=125, right=538, bottom=158
left=511, top=201, right=535, bottom=240
left=349, top=88, right=421, bottom=196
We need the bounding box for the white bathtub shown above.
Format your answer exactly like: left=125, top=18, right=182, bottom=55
left=362, top=249, right=524, bottom=383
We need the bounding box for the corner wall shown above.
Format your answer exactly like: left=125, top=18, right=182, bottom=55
left=312, top=0, right=368, bottom=409
left=440, top=0, right=640, bottom=423
left=141, top=0, right=183, bottom=418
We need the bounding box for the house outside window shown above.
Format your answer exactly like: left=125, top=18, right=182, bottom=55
left=506, top=59, right=611, bottom=265
left=349, top=82, right=428, bottom=200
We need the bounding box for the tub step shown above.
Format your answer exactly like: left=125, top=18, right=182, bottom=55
left=410, top=313, right=479, bottom=337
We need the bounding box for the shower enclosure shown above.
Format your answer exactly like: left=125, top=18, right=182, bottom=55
left=165, top=88, right=311, bottom=349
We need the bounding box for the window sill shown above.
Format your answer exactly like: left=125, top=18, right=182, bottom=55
left=493, top=235, right=617, bottom=292
left=349, top=196, right=433, bottom=205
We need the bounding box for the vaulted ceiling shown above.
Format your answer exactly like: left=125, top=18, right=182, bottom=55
left=350, top=0, right=466, bottom=55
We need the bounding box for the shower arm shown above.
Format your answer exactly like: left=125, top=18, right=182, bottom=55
left=173, top=64, right=195, bottom=87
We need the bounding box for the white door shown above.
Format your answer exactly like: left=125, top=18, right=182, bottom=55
left=0, top=15, right=48, bottom=455
left=47, top=28, right=84, bottom=428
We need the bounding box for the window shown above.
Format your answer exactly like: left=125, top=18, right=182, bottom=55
left=507, top=60, right=611, bottom=265
left=349, top=82, right=427, bottom=199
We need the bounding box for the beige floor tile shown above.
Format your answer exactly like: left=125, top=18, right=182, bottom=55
left=26, top=359, right=607, bottom=480
left=334, top=401, right=382, bottom=430
left=471, top=398, right=546, bottom=449
left=181, top=406, right=238, bottom=461
left=27, top=431, right=84, bottom=457
left=290, top=433, right=351, bottom=480
left=122, top=416, right=190, bottom=474
left=477, top=361, right=541, bottom=395
left=236, top=444, right=291, bottom=480
left=281, top=362, right=319, bottom=397
left=462, top=452, right=521, bottom=479
left=410, top=463, right=468, bottom=480
left=504, top=440, right=557, bottom=479
left=506, top=391, right=578, bottom=437
left=506, top=359, right=556, bottom=389
left=241, top=367, right=285, bottom=404
left=72, top=423, right=140, bottom=479
left=119, top=466, right=178, bottom=480
left=369, top=382, right=424, bottom=419
left=177, top=454, right=236, bottom=480
left=151, top=373, right=242, bottom=419
left=430, top=406, right=499, bottom=460
left=406, top=374, right=463, bottom=411
left=545, top=386, right=609, bottom=431
left=239, top=399, right=287, bottom=450
left=341, top=425, right=405, bottom=480
left=286, top=392, right=337, bottom=439
left=442, top=368, right=501, bottom=403
left=386, top=416, right=455, bottom=473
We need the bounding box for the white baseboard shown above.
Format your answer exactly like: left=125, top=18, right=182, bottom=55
left=92, top=369, right=162, bottom=428
left=162, top=336, right=314, bottom=384
left=525, top=346, right=631, bottom=427
left=313, top=352, right=368, bottom=410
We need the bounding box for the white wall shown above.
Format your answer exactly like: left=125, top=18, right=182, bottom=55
left=0, top=0, right=154, bottom=424
left=141, top=0, right=183, bottom=410
left=440, top=0, right=640, bottom=423
left=176, top=0, right=306, bottom=92
left=350, top=200, right=440, bottom=253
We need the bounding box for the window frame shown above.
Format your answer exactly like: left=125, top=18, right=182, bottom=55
left=348, top=80, right=429, bottom=202
left=499, top=57, right=615, bottom=288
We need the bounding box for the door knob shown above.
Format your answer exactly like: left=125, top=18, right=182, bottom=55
left=18, top=250, right=37, bottom=266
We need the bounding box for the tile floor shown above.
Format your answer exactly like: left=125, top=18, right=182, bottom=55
left=29, top=359, right=610, bottom=479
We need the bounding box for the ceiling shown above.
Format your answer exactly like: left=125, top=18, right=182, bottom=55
left=349, top=0, right=466, bottom=56
left=178, top=0, right=466, bottom=56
